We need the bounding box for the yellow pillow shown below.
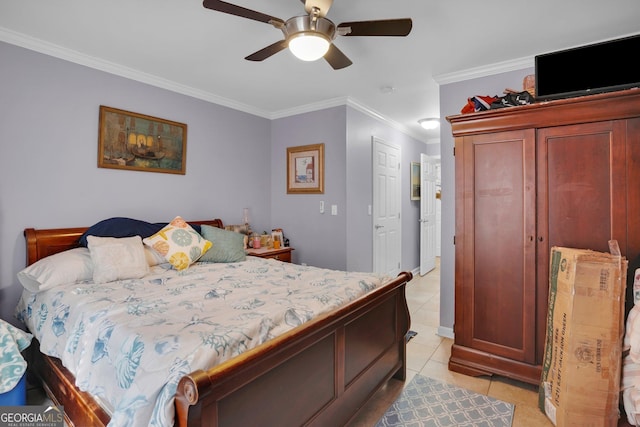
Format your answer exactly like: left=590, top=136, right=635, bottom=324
left=143, top=216, right=212, bottom=271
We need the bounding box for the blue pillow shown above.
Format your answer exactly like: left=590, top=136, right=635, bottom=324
left=79, top=217, right=204, bottom=247
left=198, top=225, right=247, bottom=263
left=79, top=218, right=164, bottom=247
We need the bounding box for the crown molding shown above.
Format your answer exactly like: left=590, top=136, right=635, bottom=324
left=268, top=96, right=348, bottom=119
left=1, top=26, right=430, bottom=143
left=346, top=98, right=430, bottom=143
left=433, top=56, right=534, bottom=85
left=269, top=96, right=429, bottom=143
left=0, top=27, right=272, bottom=119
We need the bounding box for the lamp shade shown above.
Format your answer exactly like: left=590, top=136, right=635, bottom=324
left=288, top=33, right=330, bottom=61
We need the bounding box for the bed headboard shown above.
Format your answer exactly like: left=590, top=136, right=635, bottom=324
left=24, top=219, right=225, bottom=266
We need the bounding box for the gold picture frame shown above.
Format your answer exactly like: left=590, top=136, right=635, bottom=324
left=98, top=105, right=187, bottom=175
left=287, top=143, right=324, bottom=194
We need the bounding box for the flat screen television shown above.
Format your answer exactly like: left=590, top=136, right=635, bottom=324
left=535, top=34, right=640, bottom=101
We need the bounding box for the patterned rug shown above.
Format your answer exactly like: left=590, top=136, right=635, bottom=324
left=376, top=375, right=514, bottom=427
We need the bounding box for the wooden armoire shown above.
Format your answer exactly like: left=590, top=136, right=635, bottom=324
left=447, top=89, right=640, bottom=385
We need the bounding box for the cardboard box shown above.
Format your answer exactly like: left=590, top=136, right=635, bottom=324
left=539, top=246, right=627, bottom=427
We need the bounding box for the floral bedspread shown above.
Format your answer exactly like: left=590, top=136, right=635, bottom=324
left=15, top=257, right=390, bottom=426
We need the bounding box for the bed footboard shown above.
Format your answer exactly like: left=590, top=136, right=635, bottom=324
left=175, top=271, right=412, bottom=427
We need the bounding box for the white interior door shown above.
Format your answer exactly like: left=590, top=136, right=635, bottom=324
left=435, top=163, right=442, bottom=257
left=420, top=154, right=437, bottom=275
left=372, top=137, right=401, bottom=276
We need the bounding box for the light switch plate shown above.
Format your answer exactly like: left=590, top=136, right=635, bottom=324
left=331, top=205, right=338, bottom=215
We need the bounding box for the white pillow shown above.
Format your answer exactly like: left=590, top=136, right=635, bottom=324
left=87, top=235, right=149, bottom=283
left=17, top=247, right=94, bottom=292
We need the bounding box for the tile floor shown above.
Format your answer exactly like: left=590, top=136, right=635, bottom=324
left=346, top=258, right=553, bottom=427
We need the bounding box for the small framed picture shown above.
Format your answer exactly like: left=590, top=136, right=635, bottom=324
left=286, top=143, right=324, bottom=194
left=411, top=162, right=420, bottom=200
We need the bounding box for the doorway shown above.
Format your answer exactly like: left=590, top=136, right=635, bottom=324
left=420, top=154, right=438, bottom=275
left=372, top=137, right=401, bottom=276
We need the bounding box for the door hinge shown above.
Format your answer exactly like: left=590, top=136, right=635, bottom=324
left=453, top=146, right=456, bottom=156
left=453, top=235, right=456, bottom=245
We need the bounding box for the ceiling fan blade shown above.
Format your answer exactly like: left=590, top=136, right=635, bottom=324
left=304, top=0, right=333, bottom=17
left=245, top=40, right=289, bottom=61
left=203, top=0, right=285, bottom=26
left=324, top=44, right=352, bottom=70
left=337, top=18, right=412, bottom=37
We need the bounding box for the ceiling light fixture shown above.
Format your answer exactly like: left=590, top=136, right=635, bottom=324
left=288, top=33, right=331, bottom=61
left=418, top=118, right=440, bottom=130
left=285, top=10, right=335, bottom=62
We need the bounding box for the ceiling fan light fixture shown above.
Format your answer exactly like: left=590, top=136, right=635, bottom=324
left=284, top=15, right=335, bottom=62
left=418, top=118, right=440, bottom=130
left=288, top=33, right=331, bottom=61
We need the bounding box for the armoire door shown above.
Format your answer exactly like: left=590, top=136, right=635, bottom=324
left=535, top=120, right=628, bottom=360
left=456, top=129, right=537, bottom=363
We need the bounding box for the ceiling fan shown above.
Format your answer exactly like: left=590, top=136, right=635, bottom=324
left=202, top=0, right=412, bottom=69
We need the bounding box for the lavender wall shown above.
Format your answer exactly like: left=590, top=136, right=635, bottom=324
left=345, top=108, right=428, bottom=273
left=0, top=41, right=429, bottom=325
left=438, top=67, right=535, bottom=336
left=270, top=106, right=429, bottom=272
left=0, top=41, right=272, bottom=323
left=271, top=107, right=348, bottom=269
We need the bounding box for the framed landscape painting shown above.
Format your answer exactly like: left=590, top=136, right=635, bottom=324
left=98, top=105, right=187, bottom=174
left=287, top=143, right=324, bottom=194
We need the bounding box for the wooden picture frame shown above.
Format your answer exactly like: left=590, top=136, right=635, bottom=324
left=98, top=105, right=187, bottom=175
left=410, top=161, right=420, bottom=200
left=287, top=143, right=324, bottom=194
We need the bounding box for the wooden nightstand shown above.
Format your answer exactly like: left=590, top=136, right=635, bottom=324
left=247, top=247, right=293, bottom=263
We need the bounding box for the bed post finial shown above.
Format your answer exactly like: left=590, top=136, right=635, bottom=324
left=175, top=369, right=213, bottom=426
left=177, top=370, right=212, bottom=404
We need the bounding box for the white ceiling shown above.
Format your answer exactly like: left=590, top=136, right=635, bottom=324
left=1, top=0, right=639, bottom=143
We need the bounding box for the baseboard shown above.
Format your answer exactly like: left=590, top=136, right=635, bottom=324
left=437, top=326, right=454, bottom=339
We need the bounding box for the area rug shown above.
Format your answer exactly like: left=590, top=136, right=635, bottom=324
left=375, top=375, right=514, bottom=427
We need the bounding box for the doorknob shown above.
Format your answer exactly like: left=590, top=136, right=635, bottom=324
left=375, top=225, right=384, bottom=229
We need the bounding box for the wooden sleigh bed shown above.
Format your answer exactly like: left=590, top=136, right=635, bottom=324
left=22, top=219, right=413, bottom=427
